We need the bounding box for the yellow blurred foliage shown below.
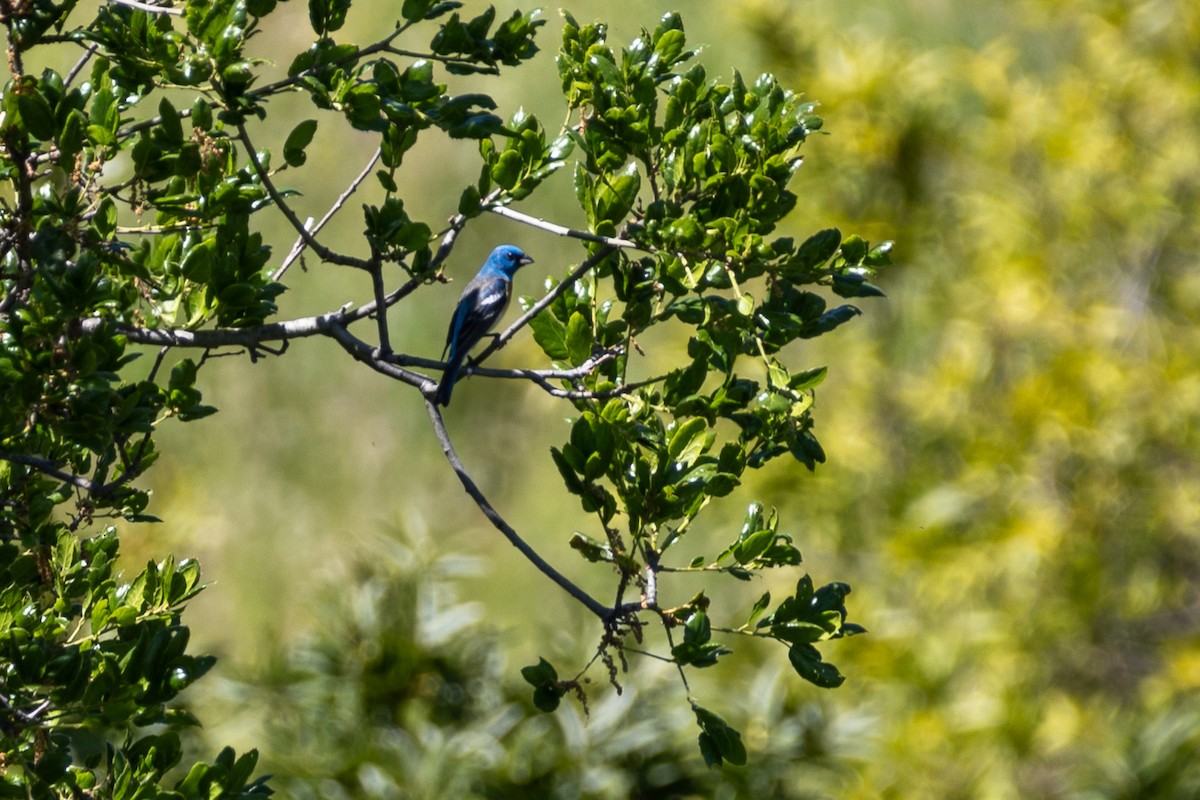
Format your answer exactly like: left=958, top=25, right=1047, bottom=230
left=736, top=0, right=1200, bottom=794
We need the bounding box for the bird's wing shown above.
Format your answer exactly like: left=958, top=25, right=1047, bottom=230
left=448, top=275, right=511, bottom=357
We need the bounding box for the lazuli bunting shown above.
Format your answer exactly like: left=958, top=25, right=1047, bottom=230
left=435, top=244, right=534, bottom=406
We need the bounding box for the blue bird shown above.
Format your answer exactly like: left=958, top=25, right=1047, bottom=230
left=435, top=244, right=534, bottom=406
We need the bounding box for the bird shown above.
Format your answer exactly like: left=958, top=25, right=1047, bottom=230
left=435, top=244, right=534, bottom=406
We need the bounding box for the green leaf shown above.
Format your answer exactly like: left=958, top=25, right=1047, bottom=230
left=732, top=529, right=774, bottom=564
left=283, top=119, right=318, bottom=167
left=521, top=657, right=564, bottom=712
left=158, top=97, right=184, bottom=146
left=457, top=184, right=482, bottom=217
left=865, top=240, right=894, bottom=266
left=789, top=366, right=827, bottom=391
left=16, top=88, right=55, bottom=140
left=491, top=149, right=523, bottom=189
left=528, top=309, right=569, bottom=360
left=569, top=533, right=612, bottom=563
left=787, top=643, right=845, bottom=688
left=532, top=685, right=562, bottom=712
left=58, top=108, right=84, bottom=159
left=520, top=657, right=558, bottom=687
left=400, top=0, right=434, bottom=21
left=653, top=28, right=687, bottom=67
left=683, top=610, right=711, bottom=644
left=747, top=592, right=771, bottom=625
left=667, top=417, right=708, bottom=466
left=831, top=271, right=887, bottom=298
left=565, top=311, right=592, bottom=365
left=838, top=234, right=867, bottom=265
left=309, top=0, right=351, bottom=34
left=595, top=164, right=641, bottom=224
left=772, top=621, right=830, bottom=645
left=790, top=228, right=841, bottom=272
left=93, top=197, right=118, bottom=239
left=693, top=704, right=747, bottom=767
left=703, top=472, right=739, bottom=497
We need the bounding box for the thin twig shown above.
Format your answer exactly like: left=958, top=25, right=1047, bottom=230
left=489, top=206, right=644, bottom=251
left=108, top=0, right=183, bottom=14
left=274, top=147, right=382, bottom=281
left=661, top=624, right=691, bottom=693
left=370, top=264, right=391, bottom=353
left=64, top=42, right=99, bottom=87
left=235, top=124, right=373, bottom=270
left=424, top=398, right=611, bottom=619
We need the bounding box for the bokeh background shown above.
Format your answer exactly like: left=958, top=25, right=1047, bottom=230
left=124, top=0, right=1200, bottom=797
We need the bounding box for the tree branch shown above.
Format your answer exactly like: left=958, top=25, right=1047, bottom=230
left=235, top=124, right=374, bottom=271
left=424, top=398, right=611, bottom=619
left=108, top=0, right=183, bottom=15
left=326, top=319, right=430, bottom=390
left=274, top=147, right=382, bottom=281
left=76, top=268, right=423, bottom=348
left=0, top=452, right=105, bottom=493
left=488, top=206, right=644, bottom=251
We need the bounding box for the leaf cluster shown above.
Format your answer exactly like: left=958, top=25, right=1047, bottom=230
left=0, top=0, right=887, bottom=783
left=519, top=14, right=881, bottom=725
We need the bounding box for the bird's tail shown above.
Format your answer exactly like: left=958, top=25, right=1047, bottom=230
left=435, top=351, right=461, bottom=406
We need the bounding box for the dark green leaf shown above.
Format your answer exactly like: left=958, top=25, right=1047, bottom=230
left=693, top=704, right=747, bottom=767
left=283, top=119, right=318, bottom=167
left=787, top=643, right=845, bottom=688
left=790, top=228, right=841, bottom=272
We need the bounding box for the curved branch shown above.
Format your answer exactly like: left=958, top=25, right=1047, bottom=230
left=326, top=320, right=430, bottom=390
left=424, top=399, right=611, bottom=619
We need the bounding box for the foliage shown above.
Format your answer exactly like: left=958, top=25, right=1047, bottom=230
left=248, top=538, right=853, bottom=800
left=0, top=0, right=882, bottom=793
left=731, top=0, right=1200, bottom=796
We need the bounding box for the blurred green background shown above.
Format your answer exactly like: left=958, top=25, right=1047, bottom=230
left=129, top=0, right=1200, bottom=796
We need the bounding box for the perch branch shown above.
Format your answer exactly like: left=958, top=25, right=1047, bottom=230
left=425, top=399, right=611, bottom=619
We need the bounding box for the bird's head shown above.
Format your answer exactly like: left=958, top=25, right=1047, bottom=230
left=485, top=244, right=534, bottom=278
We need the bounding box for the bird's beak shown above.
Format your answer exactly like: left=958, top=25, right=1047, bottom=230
left=520, top=255, right=535, bottom=266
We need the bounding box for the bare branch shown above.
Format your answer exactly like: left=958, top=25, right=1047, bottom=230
left=489, top=206, right=644, bottom=251
left=235, top=124, right=374, bottom=271
left=326, top=320, right=430, bottom=391
left=455, top=349, right=660, bottom=401
left=275, top=147, right=382, bottom=281
left=64, top=41, right=99, bottom=87
left=108, top=0, right=183, bottom=16
left=79, top=312, right=340, bottom=348
left=0, top=452, right=105, bottom=493
left=424, top=399, right=612, bottom=619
